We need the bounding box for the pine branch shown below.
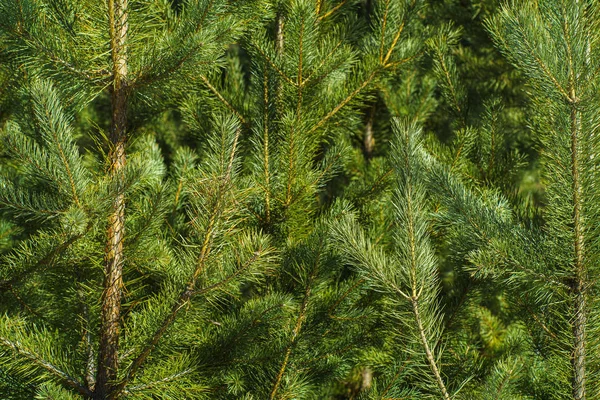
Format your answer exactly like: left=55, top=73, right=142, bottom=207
left=269, top=245, right=322, bottom=400
left=123, top=369, right=192, bottom=394
left=192, top=251, right=262, bottom=296
left=30, top=80, right=87, bottom=207
left=0, top=24, right=108, bottom=83
left=113, top=124, right=243, bottom=395
left=317, top=0, right=348, bottom=21
left=284, top=15, right=306, bottom=206
left=0, top=230, right=89, bottom=292
left=410, top=297, right=451, bottom=400
left=307, top=69, right=378, bottom=135
left=399, top=121, right=450, bottom=399
left=510, top=11, right=570, bottom=100
left=116, top=205, right=218, bottom=395
left=199, top=75, right=246, bottom=124
left=379, top=0, right=391, bottom=64
left=130, top=0, right=225, bottom=89
left=0, top=336, right=92, bottom=397
left=252, top=44, right=296, bottom=87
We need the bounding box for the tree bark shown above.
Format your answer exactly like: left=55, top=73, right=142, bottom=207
left=95, top=0, right=128, bottom=398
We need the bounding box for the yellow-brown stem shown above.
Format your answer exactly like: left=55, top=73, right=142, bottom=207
left=95, top=0, right=128, bottom=398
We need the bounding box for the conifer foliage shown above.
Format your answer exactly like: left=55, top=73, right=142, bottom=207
left=1, top=0, right=600, bottom=399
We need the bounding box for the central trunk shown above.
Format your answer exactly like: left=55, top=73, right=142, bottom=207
left=570, top=99, right=586, bottom=400
left=95, top=0, right=129, bottom=398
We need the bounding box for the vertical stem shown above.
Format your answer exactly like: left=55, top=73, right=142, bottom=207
left=273, top=9, right=285, bottom=209
left=275, top=9, right=285, bottom=115
left=96, top=0, right=128, bottom=398
left=411, top=297, right=451, bottom=400
left=285, top=16, right=304, bottom=206
left=263, top=68, right=271, bottom=223
left=276, top=11, right=284, bottom=55
left=402, top=129, right=450, bottom=399
left=570, top=93, right=586, bottom=400
left=561, top=5, right=586, bottom=396
left=78, top=280, right=96, bottom=391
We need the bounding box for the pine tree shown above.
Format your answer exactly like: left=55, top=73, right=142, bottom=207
left=331, top=120, right=455, bottom=399
left=486, top=2, right=600, bottom=398
left=426, top=1, right=600, bottom=398
left=4, top=0, right=599, bottom=399
left=0, top=0, right=267, bottom=398
left=0, top=0, right=432, bottom=398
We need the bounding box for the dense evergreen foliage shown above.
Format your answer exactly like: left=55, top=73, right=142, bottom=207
left=0, top=0, right=599, bottom=399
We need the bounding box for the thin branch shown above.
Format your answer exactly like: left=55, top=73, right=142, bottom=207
left=0, top=230, right=89, bottom=292
left=270, top=246, right=322, bottom=399
left=123, top=369, right=192, bottom=393
left=47, top=123, right=81, bottom=207
left=382, top=22, right=405, bottom=65
left=306, top=70, right=377, bottom=135
left=516, top=297, right=558, bottom=341
left=199, top=75, right=246, bottom=124
left=262, top=67, right=271, bottom=223
left=434, top=50, right=462, bottom=116
left=0, top=337, right=92, bottom=397
left=114, top=123, right=243, bottom=394
left=8, top=285, right=42, bottom=318
left=252, top=44, right=297, bottom=87
left=327, top=278, right=366, bottom=319
left=568, top=61, right=587, bottom=400
left=379, top=0, right=391, bottom=64
left=383, top=52, right=423, bottom=70
left=284, top=17, right=306, bottom=206
left=495, top=363, right=516, bottom=397
left=317, top=0, right=348, bottom=21
left=193, top=251, right=262, bottom=296
left=512, top=14, right=570, bottom=100
left=379, top=356, right=412, bottom=398
left=287, top=149, right=344, bottom=207
left=411, top=297, right=451, bottom=400
left=301, top=40, right=343, bottom=86
left=76, top=273, right=96, bottom=391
